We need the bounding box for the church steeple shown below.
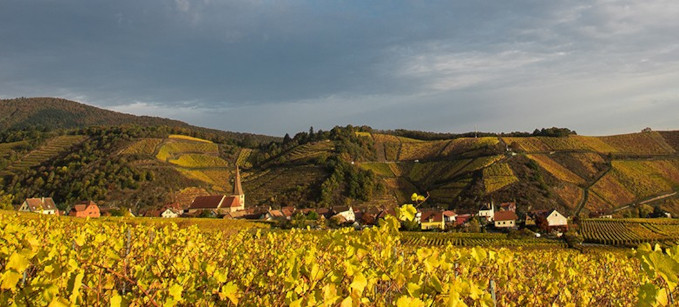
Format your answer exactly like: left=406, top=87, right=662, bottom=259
left=232, top=165, right=244, bottom=207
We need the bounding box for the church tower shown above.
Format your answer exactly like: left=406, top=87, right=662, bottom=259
left=232, top=165, right=245, bottom=207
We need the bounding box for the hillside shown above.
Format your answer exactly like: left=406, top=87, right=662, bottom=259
left=0, top=97, right=279, bottom=145
left=2, top=97, right=679, bottom=217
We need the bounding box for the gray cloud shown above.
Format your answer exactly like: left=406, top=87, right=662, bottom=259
left=1, top=0, right=679, bottom=135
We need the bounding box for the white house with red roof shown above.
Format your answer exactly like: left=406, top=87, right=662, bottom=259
left=494, top=210, right=518, bottom=228
left=18, top=197, right=57, bottom=215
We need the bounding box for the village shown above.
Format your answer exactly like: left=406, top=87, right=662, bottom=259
left=14, top=166, right=570, bottom=235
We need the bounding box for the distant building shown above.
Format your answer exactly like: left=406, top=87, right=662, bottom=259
left=18, top=197, right=57, bottom=215
left=69, top=201, right=100, bottom=218
left=442, top=210, right=457, bottom=223
left=455, top=214, right=473, bottom=226
left=420, top=211, right=445, bottom=230
left=494, top=210, right=518, bottom=228
left=528, top=210, right=568, bottom=232
left=499, top=202, right=516, bottom=212
left=541, top=210, right=568, bottom=232
left=478, top=203, right=494, bottom=222
left=331, top=206, right=355, bottom=222
left=187, top=166, right=245, bottom=214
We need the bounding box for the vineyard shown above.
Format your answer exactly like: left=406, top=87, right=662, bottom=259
left=482, top=163, right=518, bottom=193
left=0, top=135, right=86, bottom=174
left=0, top=141, right=28, bottom=158
left=168, top=134, right=214, bottom=143
left=169, top=153, right=229, bottom=168
left=276, top=141, right=334, bottom=164
left=580, top=218, right=679, bottom=246
left=155, top=139, right=219, bottom=162
left=120, top=138, right=163, bottom=156
left=236, top=148, right=253, bottom=168
left=400, top=232, right=567, bottom=248
left=4, top=211, right=674, bottom=306
left=526, top=154, right=585, bottom=185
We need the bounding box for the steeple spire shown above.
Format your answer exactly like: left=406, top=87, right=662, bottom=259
left=233, top=165, right=243, bottom=196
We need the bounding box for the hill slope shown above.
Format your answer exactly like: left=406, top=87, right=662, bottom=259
left=2, top=97, right=679, bottom=218
left=0, top=97, right=279, bottom=145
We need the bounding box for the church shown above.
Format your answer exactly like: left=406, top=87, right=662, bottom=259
left=187, top=166, right=245, bottom=214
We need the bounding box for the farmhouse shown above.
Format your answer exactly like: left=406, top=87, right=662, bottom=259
left=420, top=211, right=445, bottom=230
left=187, top=166, right=245, bottom=214
left=494, top=210, right=518, bottom=228
left=69, top=201, right=100, bottom=218
left=18, top=197, right=57, bottom=215
left=537, top=210, right=569, bottom=232
left=442, top=210, right=457, bottom=223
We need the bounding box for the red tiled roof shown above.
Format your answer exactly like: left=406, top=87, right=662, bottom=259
left=222, top=196, right=241, bottom=208
left=442, top=210, right=456, bottom=217
left=420, top=211, right=443, bottom=222
left=268, top=210, right=284, bottom=217
left=72, top=201, right=97, bottom=212
left=24, top=198, right=57, bottom=211
left=494, top=210, right=518, bottom=221
left=281, top=207, right=295, bottom=217
left=189, top=195, right=224, bottom=209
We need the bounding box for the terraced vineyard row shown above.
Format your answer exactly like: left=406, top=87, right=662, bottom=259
left=1, top=135, right=86, bottom=174
left=236, top=148, right=253, bottom=167
left=580, top=219, right=679, bottom=246
left=401, top=232, right=567, bottom=248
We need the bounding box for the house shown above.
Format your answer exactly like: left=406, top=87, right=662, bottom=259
left=494, top=210, right=518, bottom=228
left=478, top=203, right=494, bottom=222
left=524, top=214, right=536, bottom=226
left=187, top=165, right=245, bottom=214
left=455, top=214, right=473, bottom=226
left=161, top=208, right=182, bottom=218
left=539, top=210, right=568, bottom=232
left=420, top=211, right=445, bottom=230
left=499, top=202, right=516, bottom=212
left=442, top=210, right=457, bottom=223
left=281, top=206, right=296, bottom=219
left=263, top=209, right=286, bottom=221
left=69, top=201, right=100, bottom=218
left=331, top=206, right=355, bottom=222
left=18, top=197, right=57, bottom=215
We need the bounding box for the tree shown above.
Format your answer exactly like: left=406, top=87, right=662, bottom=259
left=0, top=191, right=14, bottom=210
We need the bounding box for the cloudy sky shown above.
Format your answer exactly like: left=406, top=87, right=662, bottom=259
left=2, top=0, right=679, bottom=136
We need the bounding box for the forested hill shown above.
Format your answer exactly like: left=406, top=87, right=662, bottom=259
left=0, top=97, right=278, bottom=145
left=2, top=97, right=679, bottom=219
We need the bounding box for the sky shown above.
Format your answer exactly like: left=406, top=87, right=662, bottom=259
left=1, top=0, right=679, bottom=137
